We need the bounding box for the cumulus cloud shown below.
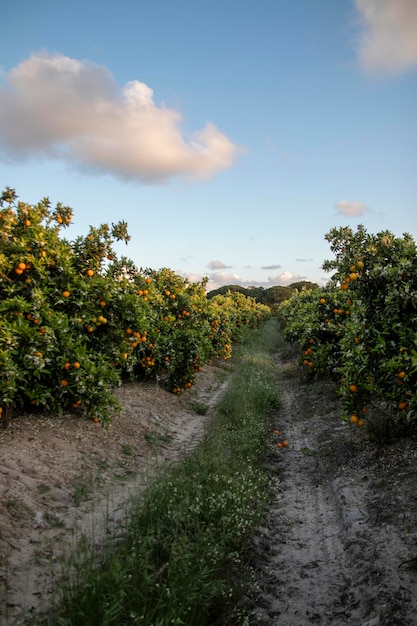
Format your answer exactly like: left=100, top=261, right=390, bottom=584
left=0, top=52, right=240, bottom=182
left=205, top=269, right=306, bottom=292
left=267, top=271, right=305, bottom=286
left=335, top=200, right=369, bottom=216
left=354, top=0, right=417, bottom=74
left=207, top=260, right=231, bottom=270
left=261, top=264, right=282, bottom=270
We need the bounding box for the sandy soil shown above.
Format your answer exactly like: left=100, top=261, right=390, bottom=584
left=245, top=352, right=417, bottom=626
left=2, top=345, right=417, bottom=626
left=0, top=363, right=228, bottom=625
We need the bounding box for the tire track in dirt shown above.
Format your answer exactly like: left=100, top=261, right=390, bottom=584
left=245, top=356, right=417, bottom=626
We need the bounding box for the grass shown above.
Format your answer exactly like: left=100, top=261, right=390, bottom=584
left=34, top=318, right=281, bottom=626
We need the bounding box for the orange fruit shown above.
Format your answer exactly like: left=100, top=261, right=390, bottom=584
left=86, top=269, right=94, bottom=277
left=319, top=298, right=326, bottom=304
left=73, top=362, right=80, bottom=369
left=60, top=379, right=68, bottom=387
left=350, top=415, right=359, bottom=424
left=356, top=261, right=364, bottom=269
left=398, top=401, right=408, bottom=410
left=349, top=272, right=358, bottom=281
left=357, top=419, right=365, bottom=427
left=62, top=290, right=70, bottom=297
left=93, top=416, right=99, bottom=424
left=276, top=443, right=283, bottom=448
left=349, top=384, right=358, bottom=393
left=25, top=219, right=31, bottom=227
left=15, top=268, right=24, bottom=275
left=398, top=371, right=406, bottom=379
left=282, top=440, right=289, bottom=447
left=18, top=262, right=27, bottom=270
left=99, top=300, right=106, bottom=307
left=145, top=277, right=152, bottom=284
left=273, top=429, right=280, bottom=435
left=63, top=362, right=71, bottom=370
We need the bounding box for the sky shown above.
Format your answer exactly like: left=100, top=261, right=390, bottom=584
left=0, top=0, right=416, bottom=291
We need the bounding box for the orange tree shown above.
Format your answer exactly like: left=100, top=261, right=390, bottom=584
left=0, top=188, right=271, bottom=425
left=0, top=188, right=131, bottom=423
left=277, top=285, right=351, bottom=379
left=323, top=225, right=417, bottom=424
left=278, top=225, right=417, bottom=429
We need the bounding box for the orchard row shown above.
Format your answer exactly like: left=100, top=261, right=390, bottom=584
left=0, top=188, right=271, bottom=425
left=278, top=225, right=417, bottom=430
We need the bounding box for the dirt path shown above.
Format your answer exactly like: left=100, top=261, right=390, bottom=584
left=245, top=353, right=417, bottom=625
left=0, top=363, right=228, bottom=625
left=2, top=342, right=417, bottom=625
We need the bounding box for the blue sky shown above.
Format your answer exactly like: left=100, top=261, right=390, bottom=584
left=1, top=0, right=416, bottom=290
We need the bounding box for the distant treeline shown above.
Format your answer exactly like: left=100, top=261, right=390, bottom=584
left=207, top=281, right=319, bottom=306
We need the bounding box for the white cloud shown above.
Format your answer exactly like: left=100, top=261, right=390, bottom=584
left=261, top=264, right=282, bottom=270
left=267, top=271, right=304, bottom=286
left=335, top=200, right=369, bottom=216
left=354, top=0, right=417, bottom=74
left=205, top=270, right=306, bottom=292
left=0, top=52, right=240, bottom=183
left=207, top=260, right=231, bottom=270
